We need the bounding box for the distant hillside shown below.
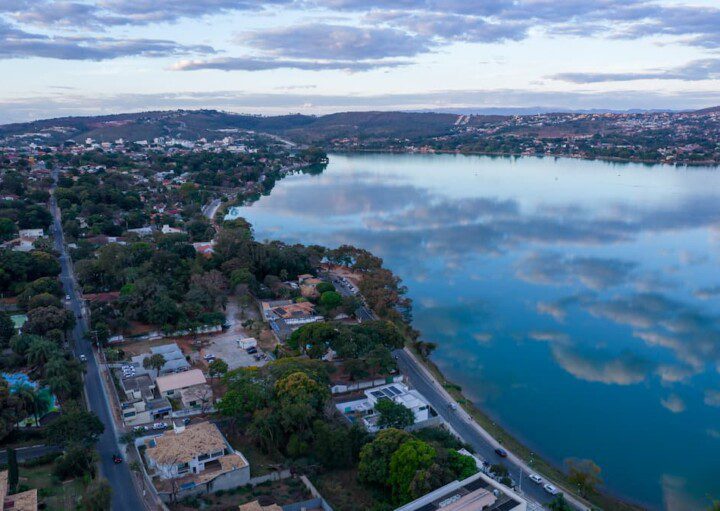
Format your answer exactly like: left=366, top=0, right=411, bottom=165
left=0, top=109, right=469, bottom=145
left=1, top=106, right=718, bottom=147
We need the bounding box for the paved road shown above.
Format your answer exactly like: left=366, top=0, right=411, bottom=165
left=0, top=445, right=61, bottom=463
left=327, top=275, right=375, bottom=322
left=394, top=349, right=590, bottom=511
left=50, top=171, right=146, bottom=511
left=202, top=198, right=221, bottom=220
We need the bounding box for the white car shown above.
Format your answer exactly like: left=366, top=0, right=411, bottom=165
left=79, top=354, right=87, bottom=362
left=543, top=484, right=559, bottom=495
left=152, top=422, right=167, bottom=430
left=133, top=425, right=148, bottom=433
left=529, top=474, right=543, bottom=484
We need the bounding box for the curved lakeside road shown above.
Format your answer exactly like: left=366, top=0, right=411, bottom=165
left=50, top=171, right=147, bottom=511
left=394, top=348, right=591, bottom=511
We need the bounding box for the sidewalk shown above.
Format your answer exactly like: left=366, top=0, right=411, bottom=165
left=403, top=348, right=592, bottom=511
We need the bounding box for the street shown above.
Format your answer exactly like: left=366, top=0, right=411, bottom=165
left=394, top=349, right=590, bottom=511
left=50, top=172, right=146, bottom=511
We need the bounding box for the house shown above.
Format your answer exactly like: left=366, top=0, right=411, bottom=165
left=161, top=224, right=185, bottom=235
left=192, top=241, right=215, bottom=256
left=179, top=383, right=213, bottom=411
left=121, top=397, right=172, bottom=427
left=156, top=369, right=207, bottom=397
left=0, top=470, right=37, bottom=511
left=121, top=374, right=155, bottom=401
left=298, top=274, right=323, bottom=298
left=330, top=373, right=404, bottom=395
left=17, top=229, right=43, bottom=239
left=131, top=343, right=191, bottom=377
left=393, top=471, right=527, bottom=511
left=336, top=383, right=433, bottom=433
left=126, top=226, right=154, bottom=237
left=143, top=421, right=250, bottom=501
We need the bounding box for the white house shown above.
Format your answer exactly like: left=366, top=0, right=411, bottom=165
left=336, top=383, right=432, bottom=432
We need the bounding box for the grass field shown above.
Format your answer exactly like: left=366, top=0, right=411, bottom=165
left=17, top=462, right=85, bottom=511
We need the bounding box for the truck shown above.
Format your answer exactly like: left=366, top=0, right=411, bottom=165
left=238, top=337, right=258, bottom=350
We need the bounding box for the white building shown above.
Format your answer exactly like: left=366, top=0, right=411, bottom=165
left=336, top=383, right=432, bottom=432
left=143, top=421, right=250, bottom=502
left=393, top=471, right=527, bottom=511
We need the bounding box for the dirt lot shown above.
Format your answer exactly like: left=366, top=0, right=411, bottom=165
left=169, top=478, right=313, bottom=511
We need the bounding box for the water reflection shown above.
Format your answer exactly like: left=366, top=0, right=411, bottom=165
left=229, top=153, right=720, bottom=509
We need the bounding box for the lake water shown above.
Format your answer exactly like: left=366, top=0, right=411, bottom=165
left=228, top=153, right=720, bottom=510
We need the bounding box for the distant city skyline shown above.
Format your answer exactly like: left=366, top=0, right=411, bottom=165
left=2, top=0, right=720, bottom=122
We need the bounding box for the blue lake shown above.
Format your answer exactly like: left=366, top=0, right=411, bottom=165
left=228, top=153, right=720, bottom=510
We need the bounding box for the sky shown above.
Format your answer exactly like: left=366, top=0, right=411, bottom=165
left=2, top=0, right=720, bottom=122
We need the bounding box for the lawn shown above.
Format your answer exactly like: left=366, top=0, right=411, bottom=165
left=312, top=468, right=384, bottom=511
left=222, top=427, right=286, bottom=477
left=17, top=462, right=85, bottom=511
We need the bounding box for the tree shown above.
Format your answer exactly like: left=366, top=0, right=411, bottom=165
left=82, top=479, right=112, bottom=511
left=45, top=407, right=104, bottom=447
left=315, top=282, right=335, bottom=294
left=376, top=399, right=415, bottom=430
left=208, top=358, right=228, bottom=382
left=54, top=445, right=97, bottom=480
left=7, top=447, right=18, bottom=493
left=24, top=306, right=74, bottom=337
left=548, top=495, right=573, bottom=511
left=319, top=290, right=342, bottom=309
left=358, top=428, right=412, bottom=486
left=0, top=217, right=17, bottom=241
left=26, top=337, right=59, bottom=366
left=565, top=458, right=603, bottom=497
left=389, top=439, right=437, bottom=504
left=143, top=353, right=166, bottom=376
left=0, top=311, right=14, bottom=347
left=13, top=384, right=51, bottom=426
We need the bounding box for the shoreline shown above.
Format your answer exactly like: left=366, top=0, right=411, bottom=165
left=221, top=153, right=650, bottom=511
left=407, top=346, right=647, bottom=511
left=328, top=147, right=720, bottom=168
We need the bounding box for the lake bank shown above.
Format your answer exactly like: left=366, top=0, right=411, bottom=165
left=227, top=152, right=720, bottom=511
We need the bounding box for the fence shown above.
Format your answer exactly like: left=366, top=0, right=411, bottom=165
left=299, top=475, right=333, bottom=511
left=248, top=469, right=292, bottom=486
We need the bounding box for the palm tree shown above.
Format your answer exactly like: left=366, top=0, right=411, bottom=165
left=26, top=338, right=58, bottom=366
left=143, top=353, right=166, bottom=377
left=44, top=356, right=67, bottom=379
left=13, top=384, right=48, bottom=426
left=47, top=376, right=72, bottom=399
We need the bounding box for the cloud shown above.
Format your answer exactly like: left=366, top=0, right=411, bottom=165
left=173, top=56, right=411, bottom=72
left=551, top=344, right=650, bottom=385
left=694, top=286, right=720, bottom=300
left=238, top=23, right=430, bottom=60
left=660, top=394, right=685, bottom=413
left=517, top=252, right=637, bottom=290
left=0, top=20, right=213, bottom=60
left=550, top=59, right=720, bottom=83
left=365, top=11, right=528, bottom=43
left=705, top=389, right=720, bottom=408
left=527, top=330, right=570, bottom=344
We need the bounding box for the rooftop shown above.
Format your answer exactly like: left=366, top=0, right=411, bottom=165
left=145, top=421, right=230, bottom=465
left=156, top=369, right=206, bottom=394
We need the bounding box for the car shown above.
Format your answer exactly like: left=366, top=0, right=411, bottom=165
left=495, top=448, right=508, bottom=458
left=183, top=418, right=191, bottom=425
left=133, top=425, right=148, bottom=433
left=79, top=354, right=87, bottom=362
left=246, top=347, right=258, bottom=354
left=529, top=474, right=543, bottom=484
left=65, top=294, right=71, bottom=301
left=203, top=353, right=215, bottom=360
left=152, top=422, right=167, bottom=430
left=448, top=403, right=458, bottom=410
left=112, top=454, right=123, bottom=464
left=543, top=484, right=560, bottom=495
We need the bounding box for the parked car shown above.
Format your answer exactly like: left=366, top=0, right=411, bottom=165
left=543, top=484, right=560, bottom=495
left=65, top=294, right=71, bottom=301
left=529, top=474, right=543, bottom=484
left=152, top=422, right=168, bottom=430
left=133, top=425, right=148, bottom=433
left=246, top=347, right=258, bottom=354
left=79, top=354, right=87, bottom=362
left=495, top=448, right=508, bottom=458
left=112, top=454, right=123, bottom=464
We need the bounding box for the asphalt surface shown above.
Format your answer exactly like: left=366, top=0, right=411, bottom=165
left=0, top=445, right=61, bottom=463
left=328, top=276, right=375, bottom=322
left=50, top=172, right=146, bottom=511
left=394, top=349, right=588, bottom=511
